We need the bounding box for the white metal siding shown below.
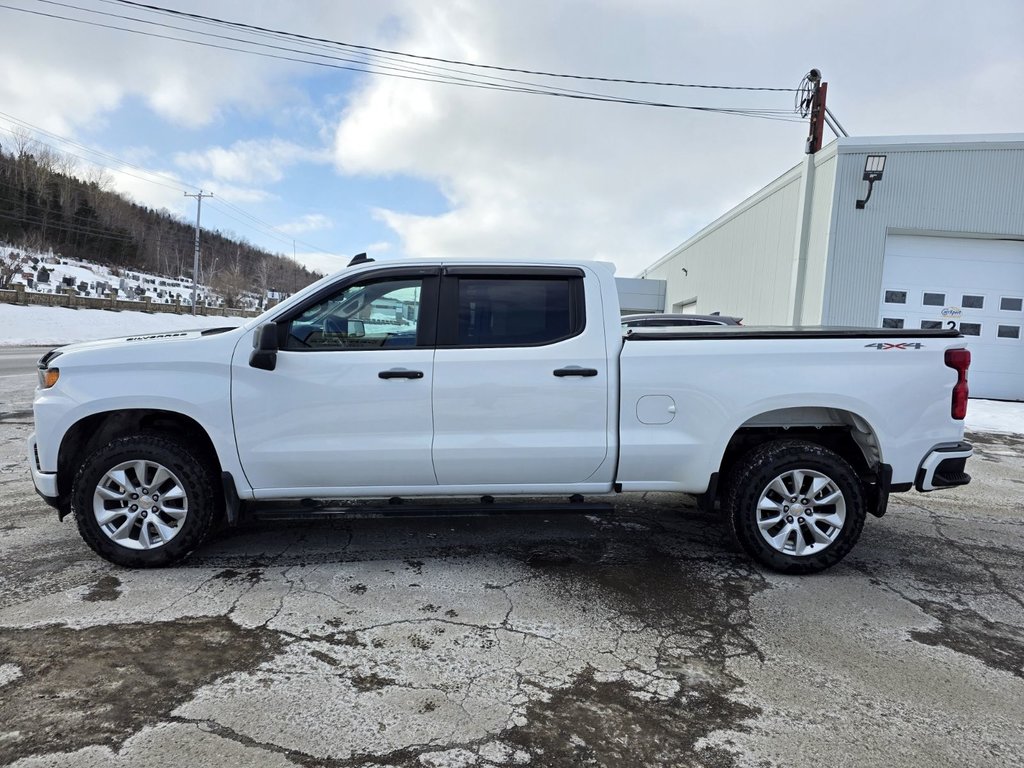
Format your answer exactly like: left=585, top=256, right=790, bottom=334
left=642, top=168, right=802, bottom=324
left=797, top=153, right=837, bottom=324
left=615, top=277, right=666, bottom=314
left=823, top=142, right=1024, bottom=326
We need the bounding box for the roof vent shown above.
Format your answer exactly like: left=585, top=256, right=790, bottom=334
left=348, top=252, right=373, bottom=267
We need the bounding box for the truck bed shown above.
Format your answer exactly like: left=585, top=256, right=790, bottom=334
left=624, top=326, right=963, bottom=341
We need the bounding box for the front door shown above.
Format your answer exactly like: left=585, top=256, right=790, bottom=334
left=231, top=269, right=440, bottom=496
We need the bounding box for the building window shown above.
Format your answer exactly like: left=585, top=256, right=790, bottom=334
left=961, top=295, right=984, bottom=309
left=959, top=323, right=981, bottom=336
left=997, top=325, right=1020, bottom=339
left=921, top=320, right=942, bottom=330
left=1000, top=297, right=1023, bottom=312
left=884, top=290, right=907, bottom=304
left=881, top=317, right=904, bottom=329
left=922, top=293, right=945, bottom=306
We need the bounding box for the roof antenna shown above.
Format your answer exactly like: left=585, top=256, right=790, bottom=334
left=347, top=252, right=373, bottom=267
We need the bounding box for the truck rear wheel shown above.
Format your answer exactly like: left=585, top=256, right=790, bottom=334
left=71, top=434, right=218, bottom=567
left=725, top=440, right=865, bottom=574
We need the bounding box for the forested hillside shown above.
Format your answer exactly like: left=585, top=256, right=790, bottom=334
left=0, top=138, right=321, bottom=307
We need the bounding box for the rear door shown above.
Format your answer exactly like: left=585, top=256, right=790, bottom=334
left=430, top=266, right=611, bottom=486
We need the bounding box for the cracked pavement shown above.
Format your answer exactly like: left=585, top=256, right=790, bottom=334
left=0, top=369, right=1022, bottom=767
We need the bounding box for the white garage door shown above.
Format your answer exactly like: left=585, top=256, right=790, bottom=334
left=879, top=234, right=1024, bottom=401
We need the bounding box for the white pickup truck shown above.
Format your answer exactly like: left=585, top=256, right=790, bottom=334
left=28, top=258, right=973, bottom=573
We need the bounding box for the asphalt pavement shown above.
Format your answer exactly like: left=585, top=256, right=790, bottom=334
left=0, top=362, right=1022, bottom=768
left=0, top=348, right=49, bottom=378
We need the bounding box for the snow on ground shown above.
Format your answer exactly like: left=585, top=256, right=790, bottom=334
left=965, top=398, right=1024, bottom=436
left=0, top=304, right=248, bottom=346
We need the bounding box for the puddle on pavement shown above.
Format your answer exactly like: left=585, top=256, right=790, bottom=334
left=911, top=599, right=1024, bottom=680
left=0, top=616, right=282, bottom=764
left=501, top=670, right=754, bottom=768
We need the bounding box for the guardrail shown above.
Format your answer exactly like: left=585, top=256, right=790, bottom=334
left=0, top=284, right=262, bottom=317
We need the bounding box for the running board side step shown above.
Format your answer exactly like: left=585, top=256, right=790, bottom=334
left=243, top=498, right=614, bottom=523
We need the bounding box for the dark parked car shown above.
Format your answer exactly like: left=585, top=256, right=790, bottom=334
left=621, top=313, right=743, bottom=329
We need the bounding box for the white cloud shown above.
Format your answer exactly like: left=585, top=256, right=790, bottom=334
left=277, top=213, right=334, bottom=235
left=292, top=241, right=394, bottom=276
left=189, top=181, right=274, bottom=205
left=175, top=139, right=329, bottom=186
left=291, top=251, right=348, bottom=276
left=0, top=3, right=396, bottom=133
left=106, top=167, right=190, bottom=215
left=334, top=0, right=1024, bottom=275
left=3, top=0, right=1023, bottom=280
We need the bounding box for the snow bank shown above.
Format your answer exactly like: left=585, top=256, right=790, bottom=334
left=0, top=304, right=247, bottom=346
left=965, top=398, right=1024, bottom=436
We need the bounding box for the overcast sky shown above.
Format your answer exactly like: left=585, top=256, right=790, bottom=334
left=2, top=0, right=1022, bottom=277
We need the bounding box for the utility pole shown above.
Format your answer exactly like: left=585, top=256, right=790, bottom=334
left=789, top=68, right=826, bottom=325
left=184, top=190, right=213, bottom=315
left=802, top=69, right=827, bottom=154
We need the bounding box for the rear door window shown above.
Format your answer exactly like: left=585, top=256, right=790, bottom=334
left=440, top=275, right=584, bottom=347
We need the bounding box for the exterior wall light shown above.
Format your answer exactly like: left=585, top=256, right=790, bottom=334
left=855, top=154, right=886, bottom=209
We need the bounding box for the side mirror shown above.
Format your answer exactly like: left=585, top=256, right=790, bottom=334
left=249, top=322, right=279, bottom=371
left=347, top=319, right=365, bottom=338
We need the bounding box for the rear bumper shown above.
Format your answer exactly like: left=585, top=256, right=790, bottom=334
left=915, top=442, right=973, bottom=492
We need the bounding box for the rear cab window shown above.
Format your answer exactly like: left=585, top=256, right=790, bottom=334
left=438, top=268, right=586, bottom=348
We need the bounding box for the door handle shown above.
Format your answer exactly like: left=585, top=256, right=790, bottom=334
left=553, top=366, right=599, bottom=377
left=378, top=369, right=424, bottom=380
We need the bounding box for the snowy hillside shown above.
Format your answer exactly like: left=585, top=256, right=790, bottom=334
left=1, top=245, right=267, bottom=311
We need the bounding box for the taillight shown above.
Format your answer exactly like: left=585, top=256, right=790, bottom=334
left=944, top=348, right=970, bottom=420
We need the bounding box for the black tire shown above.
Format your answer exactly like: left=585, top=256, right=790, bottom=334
left=725, top=440, right=865, bottom=574
left=72, top=434, right=219, bottom=567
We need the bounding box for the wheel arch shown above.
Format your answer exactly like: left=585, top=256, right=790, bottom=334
left=58, top=409, right=223, bottom=501
left=716, top=406, right=883, bottom=489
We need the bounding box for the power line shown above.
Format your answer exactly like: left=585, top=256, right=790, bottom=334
left=37, top=0, right=646, bottom=106
left=2, top=2, right=803, bottom=122
left=0, top=118, right=189, bottom=193
left=205, top=199, right=336, bottom=257
left=0, top=209, right=139, bottom=244
left=105, top=0, right=796, bottom=92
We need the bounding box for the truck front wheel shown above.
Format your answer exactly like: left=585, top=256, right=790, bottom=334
left=71, top=434, right=218, bottom=567
left=725, top=440, right=866, bottom=574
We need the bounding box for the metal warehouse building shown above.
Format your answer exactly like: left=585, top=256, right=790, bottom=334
left=639, top=134, right=1024, bottom=400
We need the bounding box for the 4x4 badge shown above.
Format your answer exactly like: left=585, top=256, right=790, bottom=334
left=864, top=342, right=924, bottom=350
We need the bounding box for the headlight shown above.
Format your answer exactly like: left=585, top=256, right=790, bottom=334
left=39, top=368, right=60, bottom=389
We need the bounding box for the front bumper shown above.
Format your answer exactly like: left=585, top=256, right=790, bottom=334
left=915, top=442, right=973, bottom=492
left=27, top=433, right=59, bottom=500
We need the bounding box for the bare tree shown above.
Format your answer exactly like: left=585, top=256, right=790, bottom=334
left=82, top=164, right=113, bottom=193
left=0, top=250, right=26, bottom=289
left=254, top=257, right=271, bottom=308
